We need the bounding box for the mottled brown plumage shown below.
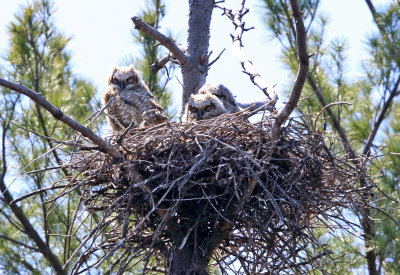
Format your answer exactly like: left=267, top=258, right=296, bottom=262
left=102, top=65, right=167, bottom=131
left=198, top=83, right=241, bottom=114
left=182, top=83, right=241, bottom=122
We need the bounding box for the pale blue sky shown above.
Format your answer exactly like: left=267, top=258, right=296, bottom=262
left=0, top=0, right=391, bottom=110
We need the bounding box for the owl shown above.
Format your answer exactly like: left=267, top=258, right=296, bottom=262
left=182, top=83, right=241, bottom=122
left=182, top=91, right=227, bottom=122
left=102, top=65, right=168, bottom=131
left=198, top=83, right=242, bottom=114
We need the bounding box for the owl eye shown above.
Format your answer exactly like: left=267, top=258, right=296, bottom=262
left=111, top=77, right=119, bottom=85
left=191, top=107, right=198, bottom=113
left=126, top=75, right=138, bottom=85
left=204, top=103, right=215, bottom=112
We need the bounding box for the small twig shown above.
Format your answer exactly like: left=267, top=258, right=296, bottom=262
left=10, top=184, right=68, bottom=205
left=150, top=45, right=187, bottom=74
left=208, top=48, right=226, bottom=67
left=150, top=53, right=172, bottom=74
left=12, top=122, right=82, bottom=146
left=3, top=143, right=63, bottom=197
left=313, top=102, right=352, bottom=133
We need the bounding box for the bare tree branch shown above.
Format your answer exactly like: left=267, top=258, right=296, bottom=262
left=150, top=53, right=173, bottom=74
left=131, top=16, right=187, bottom=66
left=208, top=48, right=226, bottom=68
left=272, top=0, right=309, bottom=136
left=0, top=78, right=122, bottom=159
left=0, top=234, right=40, bottom=252
left=217, top=1, right=278, bottom=102
left=150, top=45, right=188, bottom=74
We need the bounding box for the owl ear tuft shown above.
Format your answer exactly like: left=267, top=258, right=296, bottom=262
left=108, top=66, right=118, bottom=83
left=111, top=66, right=119, bottom=74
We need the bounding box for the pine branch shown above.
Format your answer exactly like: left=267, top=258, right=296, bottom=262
left=362, top=74, right=400, bottom=155
left=365, top=0, right=400, bottom=67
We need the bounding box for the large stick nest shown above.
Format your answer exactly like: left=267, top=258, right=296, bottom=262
left=70, top=111, right=369, bottom=274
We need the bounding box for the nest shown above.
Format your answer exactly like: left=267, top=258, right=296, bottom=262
left=69, top=111, right=368, bottom=274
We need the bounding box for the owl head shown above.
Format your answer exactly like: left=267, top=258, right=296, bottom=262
left=184, top=92, right=227, bottom=121
left=198, top=83, right=237, bottom=106
left=108, top=65, right=143, bottom=90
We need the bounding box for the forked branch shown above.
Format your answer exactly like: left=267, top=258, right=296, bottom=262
left=131, top=16, right=187, bottom=66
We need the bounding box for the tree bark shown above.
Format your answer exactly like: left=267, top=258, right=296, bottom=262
left=168, top=245, right=209, bottom=275
left=180, top=0, right=214, bottom=111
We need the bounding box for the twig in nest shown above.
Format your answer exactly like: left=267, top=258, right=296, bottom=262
left=314, top=102, right=352, bottom=133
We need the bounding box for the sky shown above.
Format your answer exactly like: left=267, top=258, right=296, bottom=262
left=0, top=0, right=392, bottom=113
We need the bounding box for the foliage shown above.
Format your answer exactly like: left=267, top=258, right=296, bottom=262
left=0, top=0, right=100, bottom=273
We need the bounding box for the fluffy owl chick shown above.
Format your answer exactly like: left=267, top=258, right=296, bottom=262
left=198, top=83, right=242, bottom=114
left=182, top=92, right=227, bottom=122
left=102, top=65, right=167, bottom=131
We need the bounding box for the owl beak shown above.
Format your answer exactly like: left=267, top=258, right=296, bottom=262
left=197, top=109, right=204, bottom=117
left=118, top=81, right=126, bottom=89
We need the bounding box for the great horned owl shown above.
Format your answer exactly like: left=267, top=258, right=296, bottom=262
left=182, top=83, right=241, bottom=122
left=102, top=65, right=168, bottom=131
left=198, top=83, right=242, bottom=114
left=182, top=91, right=227, bottom=122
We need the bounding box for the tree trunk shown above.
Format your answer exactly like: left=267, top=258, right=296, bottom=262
left=168, top=245, right=209, bottom=275
left=180, top=0, right=214, bottom=111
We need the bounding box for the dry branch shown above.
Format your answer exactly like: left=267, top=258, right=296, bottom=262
left=150, top=53, right=174, bottom=74
left=131, top=16, right=187, bottom=66
left=272, top=0, right=309, bottom=136
left=0, top=78, right=122, bottom=159
left=216, top=0, right=278, bottom=102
